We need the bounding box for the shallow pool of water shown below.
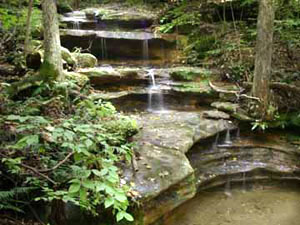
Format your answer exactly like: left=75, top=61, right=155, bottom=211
left=163, top=187, right=300, bottom=225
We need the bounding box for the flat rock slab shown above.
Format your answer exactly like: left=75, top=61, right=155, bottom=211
left=123, top=111, right=235, bottom=224
left=61, top=29, right=159, bottom=40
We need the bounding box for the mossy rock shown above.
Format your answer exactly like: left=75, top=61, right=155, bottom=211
left=61, top=47, right=77, bottom=67
left=71, top=53, right=97, bottom=68
left=170, top=68, right=211, bottom=81
left=64, top=71, right=89, bottom=87
left=211, top=101, right=239, bottom=113
left=26, top=47, right=77, bottom=70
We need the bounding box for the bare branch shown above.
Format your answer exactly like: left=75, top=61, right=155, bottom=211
left=209, top=81, right=261, bottom=102
left=39, top=152, right=74, bottom=173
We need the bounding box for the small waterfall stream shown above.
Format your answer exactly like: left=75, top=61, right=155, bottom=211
left=101, top=38, right=108, bottom=59
left=224, top=129, right=232, bottom=145
left=147, top=69, right=165, bottom=112
left=72, top=21, right=80, bottom=29
left=143, top=39, right=149, bottom=63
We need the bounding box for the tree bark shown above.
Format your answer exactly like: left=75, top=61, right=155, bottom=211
left=252, top=0, right=274, bottom=119
left=41, top=0, right=63, bottom=81
left=24, top=0, right=33, bottom=56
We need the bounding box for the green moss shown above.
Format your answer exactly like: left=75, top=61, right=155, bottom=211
left=170, top=69, right=211, bottom=81
left=39, top=60, right=60, bottom=82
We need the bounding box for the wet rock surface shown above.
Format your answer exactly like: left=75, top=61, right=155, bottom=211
left=123, top=111, right=235, bottom=225
left=187, top=132, right=300, bottom=191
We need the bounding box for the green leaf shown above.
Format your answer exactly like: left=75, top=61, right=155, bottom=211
left=124, top=212, right=134, bottom=221
left=100, top=168, right=108, bottom=176
left=85, top=139, right=93, bottom=148
left=104, top=197, right=114, bottom=208
left=115, top=192, right=127, bottom=203
left=26, top=135, right=39, bottom=146
left=82, top=180, right=94, bottom=190
left=69, top=183, right=80, bottom=193
left=92, top=169, right=102, bottom=177
left=79, top=188, right=87, bottom=201
left=116, top=211, right=125, bottom=222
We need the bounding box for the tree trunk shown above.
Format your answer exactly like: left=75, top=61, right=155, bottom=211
left=252, top=0, right=274, bottom=119
left=24, top=0, right=34, bottom=56
left=41, top=0, right=63, bottom=81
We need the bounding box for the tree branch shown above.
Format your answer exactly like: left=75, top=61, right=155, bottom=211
left=209, top=81, right=261, bottom=101
left=20, top=163, right=56, bottom=185
left=38, top=152, right=74, bottom=173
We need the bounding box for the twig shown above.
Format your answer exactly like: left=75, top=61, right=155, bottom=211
left=0, top=152, right=56, bottom=185
left=38, top=152, right=74, bottom=173
left=20, top=163, right=56, bottom=185
left=209, top=81, right=261, bottom=101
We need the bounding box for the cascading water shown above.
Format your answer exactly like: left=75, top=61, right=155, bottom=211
left=143, top=39, right=149, bottom=63
left=211, top=133, right=219, bottom=151
left=147, top=69, right=165, bottom=112
left=225, top=177, right=232, bottom=197
left=72, top=21, right=80, bottom=29
left=101, top=38, right=108, bottom=59
left=224, top=129, right=232, bottom=145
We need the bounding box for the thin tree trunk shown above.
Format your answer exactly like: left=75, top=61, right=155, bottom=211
left=24, top=0, right=34, bottom=56
left=252, top=0, right=274, bottom=119
left=41, top=0, right=63, bottom=81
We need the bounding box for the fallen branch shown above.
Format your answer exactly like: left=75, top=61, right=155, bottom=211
left=38, top=152, right=74, bottom=173
left=209, top=81, right=261, bottom=101
left=20, top=163, right=56, bottom=185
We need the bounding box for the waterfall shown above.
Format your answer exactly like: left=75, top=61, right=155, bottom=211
left=242, top=172, right=246, bottom=193
left=143, top=39, right=149, bottom=63
left=101, top=38, right=108, bottom=59
left=236, top=127, right=240, bottom=140
left=147, top=69, right=165, bottom=112
left=212, top=133, right=219, bottom=151
left=224, top=129, right=232, bottom=145
left=224, top=177, right=232, bottom=197
left=72, top=21, right=80, bottom=30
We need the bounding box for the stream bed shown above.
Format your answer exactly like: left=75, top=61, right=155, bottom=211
left=163, top=187, right=300, bottom=225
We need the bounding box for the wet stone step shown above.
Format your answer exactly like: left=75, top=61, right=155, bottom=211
left=60, top=29, right=178, bottom=61
left=187, top=132, right=300, bottom=191
left=61, top=17, right=153, bottom=30
left=61, top=7, right=155, bottom=30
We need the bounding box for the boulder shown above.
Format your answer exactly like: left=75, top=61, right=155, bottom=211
left=26, top=51, right=42, bottom=70
left=26, top=47, right=80, bottom=70
left=71, top=53, right=97, bottom=68
left=61, top=47, right=77, bottom=68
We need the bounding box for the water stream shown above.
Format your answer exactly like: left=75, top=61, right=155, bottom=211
left=164, top=188, right=300, bottom=225
left=100, top=38, right=108, bottom=59
left=147, top=69, right=165, bottom=112
left=143, top=39, right=149, bottom=63
left=72, top=21, right=80, bottom=30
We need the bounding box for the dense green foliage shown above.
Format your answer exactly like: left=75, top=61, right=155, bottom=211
left=0, top=79, right=138, bottom=222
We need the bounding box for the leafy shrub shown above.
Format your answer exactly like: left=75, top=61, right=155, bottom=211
left=0, top=93, right=138, bottom=222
